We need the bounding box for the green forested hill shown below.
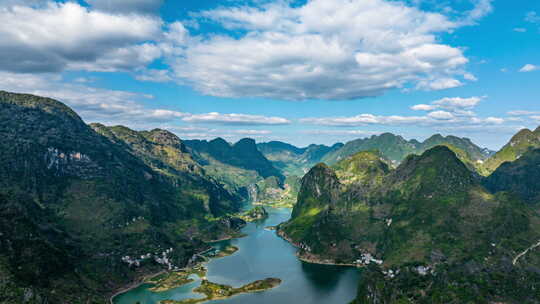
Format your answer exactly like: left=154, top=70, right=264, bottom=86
left=280, top=145, right=540, bottom=303
left=482, top=127, right=540, bottom=174
left=257, top=141, right=344, bottom=176
left=484, top=147, right=540, bottom=204
left=0, top=91, right=243, bottom=303
left=321, top=133, right=491, bottom=166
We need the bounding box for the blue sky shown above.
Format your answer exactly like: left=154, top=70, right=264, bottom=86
left=0, top=0, right=539, bottom=149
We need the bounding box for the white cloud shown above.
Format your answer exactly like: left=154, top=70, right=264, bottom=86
left=411, top=104, right=437, bottom=111
left=519, top=64, right=539, bottom=72
left=428, top=110, right=455, bottom=120
left=167, top=0, right=478, bottom=100
left=233, top=129, right=272, bottom=135
left=482, top=117, right=505, bottom=124
left=525, top=11, right=540, bottom=24
left=458, top=0, right=493, bottom=26
left=508, top=110, right=540, bottom=116
left=85, top=0, right=164, bottom=15
left=303, top=130, right=382, bottom=136
left=135, top=68, right=173, bottom=83
left=0, top=71, right=186, bottom=125
left=182, top=112, right=291, bottom=126
left=0, top=0, right=492, bottom=102
left=0, top=2, right=162, bottom=73
left=164, top=126, right=274, bottom=141
left=300, top=101, right=505, bottom=127
left=0, top=71, right=289, bottom=130
left=411, top=96, right=483, bottom=116
left=300, top=114, right=428, bottom=127
left=463, top=73, right=478, bottom=81
left=416, top=78, right=464, bottom=90
left=433, top=96, right=483, bottom=109
left=513, top=28, right=527, bottom=32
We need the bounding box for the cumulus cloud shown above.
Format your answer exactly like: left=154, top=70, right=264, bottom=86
left=0, top=72, right=289, bottom=130
left=300, top=114, right=428, bottom=126
left=163, top=126, right=274, bottom=141
left=411, top=96, right=483, bottom=117
left=0, top=2, right=162, bottom=73
left=459, top=0, right=493, bottom=26
left=85, top=0, right=164, bottom=15
left=428, top=110, right=455, bottom=120
left=432, top=96, right=483, bottom=109
left=519, top=64, right=539, bottom=72
left=0, top=71, right=186, bottom=125
left=182, top=112, right=291, bottom=126
left=0, top=0, right=492, bottom=102
left=300, top=98, right=504, bottom=128
left=166, top=0, right=478, bottom=100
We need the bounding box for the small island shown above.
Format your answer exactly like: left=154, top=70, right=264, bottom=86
left=144, top=246, right=239, bottom=292
left=239, top=206, right=269, bottom=222
left=160, top=278, right=282, bottom=304
left=206, top=245, right=239, bottom=259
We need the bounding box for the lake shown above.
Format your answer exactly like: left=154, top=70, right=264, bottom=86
left=113, top=206, right=360, bottom=304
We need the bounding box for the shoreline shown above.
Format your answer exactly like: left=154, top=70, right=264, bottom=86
left=110, top=232, right=244, bottom=303
left=109, top=270, right=166, bottom=304
left=276, top=228, right=360, bottom=268
left=205, top=233, right=246, bottom=243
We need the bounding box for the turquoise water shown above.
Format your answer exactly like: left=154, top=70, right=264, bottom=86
left=114, top=207, right=360, bottom=304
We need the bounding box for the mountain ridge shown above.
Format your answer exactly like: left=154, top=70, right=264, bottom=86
left=0, top=91, right=244, bottom=303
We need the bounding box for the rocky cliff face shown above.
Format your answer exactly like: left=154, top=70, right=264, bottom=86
left=0, top=91, right=243, bottom=303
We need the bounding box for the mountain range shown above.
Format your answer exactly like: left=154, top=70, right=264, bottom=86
left=1, top=90, right=539, bottom=303
left=0, top=91, right=244, bottom=303
left=279, top=136, right=540, bottom=303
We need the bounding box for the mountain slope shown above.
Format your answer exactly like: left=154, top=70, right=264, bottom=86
left=185, top=138, right=282, bottom=180
left=91, top=125, right=241, bottom=215
left=484, top=148, right=540, bottom=204
left=322, top=133, right=416, bottom=165
left=482, top=127, right=540, bottom=174
left=257, top=141, right=343, bottom=176
left=280, top=145, right=540, bottom=303
left=320, top=133, right=491, bottom=168
left=0, top=91, right=242, bottom=303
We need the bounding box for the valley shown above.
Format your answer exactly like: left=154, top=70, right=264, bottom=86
left=2, top=90, right=540, bottom=303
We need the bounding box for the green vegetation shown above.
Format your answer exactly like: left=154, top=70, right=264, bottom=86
left=184, top=138, right=296, bottom=208
left=257, top=141, right=344, bottom=176
left=484, top=148, right=540, bottom=203
left=321, top=133, right=492, bottom=166
left=239, top=206, right=269, bottom=222
left=147, top=271, right=199, bottom=293
left=161, top=278, right=281, bottom=304
left=280, top=144, right=540, bottom=303
left=481, top=127, right=540, bottom=174
left=0, top=91, right=245, bottom=303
